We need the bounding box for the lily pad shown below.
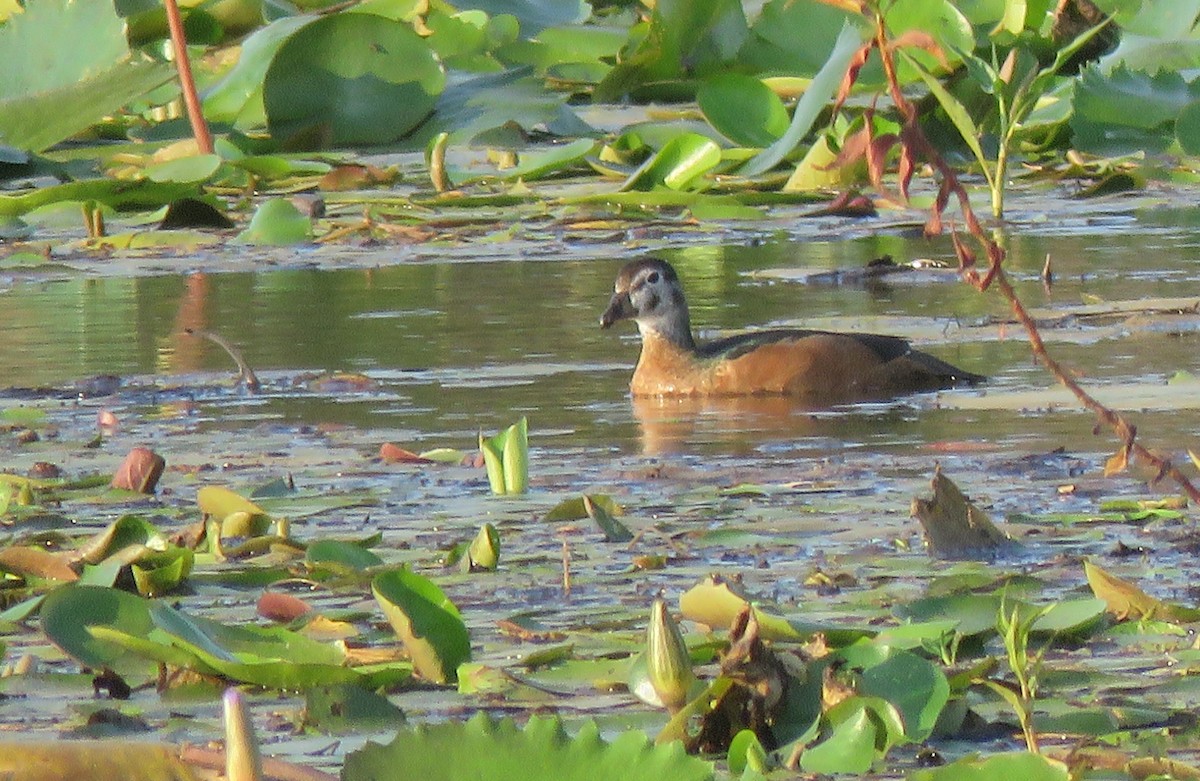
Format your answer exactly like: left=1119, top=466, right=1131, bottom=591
left=344, top=712, right=713, bottom=781
left=263, top=12, right=444, bottom=147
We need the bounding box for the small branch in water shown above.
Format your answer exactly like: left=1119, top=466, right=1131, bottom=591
left=857, top=9, right=1200, bottom=504
left=184, top=328, right=261, bottom=392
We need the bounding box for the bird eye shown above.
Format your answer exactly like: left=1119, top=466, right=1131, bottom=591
left=647, top=272, right=660, bottom=284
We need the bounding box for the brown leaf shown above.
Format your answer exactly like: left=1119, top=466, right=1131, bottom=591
left=912, top=466, right=1016, bottom=559
left=1084, top=559, right=1200, bottom=622
left=257, top=591, right=314, bottom=623
left=0, top=546, right=79, bottom=582
left=110, top=447, right=165, bottom=493
left=887, top=29, right=951, bottom=70
left=866, top=132, right=898, bottom=190
left=318, top=164, right=396, bottom=191
left=823, top=125, right=870, bottom=171
left=379, top=443, right=434, bottom=464
left=832, top=42, right=876, bottom=116
left=1103, top=443, right=1131, bottom=476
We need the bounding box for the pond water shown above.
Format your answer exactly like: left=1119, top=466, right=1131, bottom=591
left=4, top=203, right=1200, bottom=773
left=3, top=210, right=1199, bottom=461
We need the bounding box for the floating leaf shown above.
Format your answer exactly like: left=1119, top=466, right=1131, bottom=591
left=264, top=13, right=444, bottom=147
left=1084, top=559, right=1200, bottom=622
left=0, top=546, right=77, bottom=582
left=799, top=705, right=877, bottom=774
left=697, top=73, right=789, bottom=147
left=585, top=494, right=632, bottom=542
left=303, top=683, right=406, bottom=733
left=343, top=712, right=713, bottom=781
left=130, top=547, right=194, bottom=597
left=909, top=751, right=1070, bottom=781
left=621, top=133, right=722, bottom=192
left=543, top=494, right=624, bottom=522
left=307, top=539, right=384, bottom=571
left=0, top=741, right=196, bottom=780
left=40, top=584, right=157, bottom=674
left=373, top=568, right=471, bottom=684
left=235, top=198, right=312, bottom=245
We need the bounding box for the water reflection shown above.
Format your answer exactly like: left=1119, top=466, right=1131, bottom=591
left=2, top=224, right=1199, bottom=455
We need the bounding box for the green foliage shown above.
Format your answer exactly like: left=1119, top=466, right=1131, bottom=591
left=41, top=583, right=411, bottom=688
left=594, top=0, right=749, bottom=102
left=343, top=712, right=714, bottom=781
left=0, top=0, right=174, bottom=152
left=911, top=752, right=1070, bottom=781
left=480, top=417, right=529, bottom=495
left=372, top=567, right=472, bottom=684
left=1072, top=63, right=1200, bottom=156
left=263, top=13, right=445, bottom=147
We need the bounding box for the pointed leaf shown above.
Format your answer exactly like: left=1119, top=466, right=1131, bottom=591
left=373, top=568, right=471, bottom=684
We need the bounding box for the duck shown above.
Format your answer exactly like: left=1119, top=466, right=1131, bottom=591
left=600, top=257, right=984, bottom=400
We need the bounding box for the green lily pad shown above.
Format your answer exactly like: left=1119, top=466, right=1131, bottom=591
left=621, top=132, right=722, bottom=192
left=263, top=12, right=444, bottom=147
left=343, top=712, right=713, bottom=781
left=697, top=73, right=789, bottom=148
left=40, top=584, right=157, bottom=675
left=799, top=705, right=876, bottom=774
left=307, top=539, right=384, bottom=571
left=235, top=198, right=312, bottom=245
left=909, top=751, right=1070, bottom=781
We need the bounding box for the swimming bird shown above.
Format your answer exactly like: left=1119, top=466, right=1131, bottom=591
left=600, top=257, right=984, bottom=400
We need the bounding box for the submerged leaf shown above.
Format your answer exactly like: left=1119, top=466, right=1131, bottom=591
left=909, top=751, right=1069, bottom=781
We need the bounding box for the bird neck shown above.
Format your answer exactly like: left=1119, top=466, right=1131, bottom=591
left=638, top=307, right=696, bottom=351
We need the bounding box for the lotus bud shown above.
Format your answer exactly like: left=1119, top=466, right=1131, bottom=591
left=467, top=523, right=500, bottom=571
left=223, top=687, right=263, bottom=781
left=646, top=598, right=697, bottom=712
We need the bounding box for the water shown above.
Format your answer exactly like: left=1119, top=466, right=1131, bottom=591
left=2, top=220, right=1200, bottom=457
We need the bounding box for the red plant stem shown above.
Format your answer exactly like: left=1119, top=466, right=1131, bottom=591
left=164, top=0, right=214, bottom=154
left=867, top=9, right=1200, bottom=504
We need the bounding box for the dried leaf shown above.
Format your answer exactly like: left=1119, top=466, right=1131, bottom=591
left=911, top=467, right=1016, bottom=559
left=0, top=546, right=78, bottom=582
left=1083, top=560, right=1200, bottom=622
left=1103, top=444, right=1130, bottom=477
left=110, top=447, right=165, bottom=493
left=380, top=443, right=433, bottom=464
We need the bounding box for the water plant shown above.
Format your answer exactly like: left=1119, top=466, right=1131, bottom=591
left=479, top=417, right=529, bottom=495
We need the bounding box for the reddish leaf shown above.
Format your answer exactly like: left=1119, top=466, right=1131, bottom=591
left=110, top=447, right=165, bottom=493
left=951, top=231, right=976, bottom=270
left=887, top=29, right=950, bottom=70
left=866, top=133, right=898, bottom=190
left=257, top=591, right=314, bottom=622
left=380, top=443, right=433, bottom=464
left=897, top=145, right=915, bottom=202
left=0, top=546, right=78, bottom=582
left=832, top=42, right=876, bottom=116
left=823, top=125, right=870, bottom=171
